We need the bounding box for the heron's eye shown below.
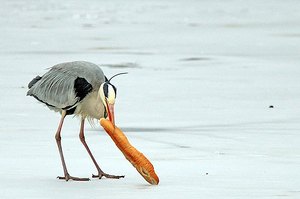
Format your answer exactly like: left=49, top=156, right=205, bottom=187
left=102, top=83, right=116, bottom=104
left=104, top=83, right=117, bottom=98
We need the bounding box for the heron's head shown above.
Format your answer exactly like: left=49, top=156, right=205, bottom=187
left=99, top=72, right=127, bottom=126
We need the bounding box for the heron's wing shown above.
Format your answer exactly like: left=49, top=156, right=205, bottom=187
left=27, top=65, right=93, bottom=109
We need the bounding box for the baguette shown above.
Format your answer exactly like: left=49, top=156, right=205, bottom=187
left=100, top=118, right=159, bottom=185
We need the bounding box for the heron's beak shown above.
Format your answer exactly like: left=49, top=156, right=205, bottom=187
left=105, top=100, right=115, bottom=127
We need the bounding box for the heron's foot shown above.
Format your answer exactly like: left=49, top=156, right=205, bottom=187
left=92, top=172, right=125, bottom=179
left=57, top=173, right=90, bottom=181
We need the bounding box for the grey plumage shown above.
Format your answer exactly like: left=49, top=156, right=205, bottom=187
left=27, top=61, right=106, bottom=119
left=28, top=75, right=42, bottom=89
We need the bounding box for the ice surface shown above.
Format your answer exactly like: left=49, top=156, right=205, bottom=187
left=0, top=0, right=300, bottom=198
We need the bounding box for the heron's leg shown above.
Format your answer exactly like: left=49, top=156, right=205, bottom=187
left=55, top=111, right=90, bottom=181
left=79, top=118, right=124, bottom=179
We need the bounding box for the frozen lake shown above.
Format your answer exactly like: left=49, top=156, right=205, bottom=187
left=0, top=0, right=300, bottom=198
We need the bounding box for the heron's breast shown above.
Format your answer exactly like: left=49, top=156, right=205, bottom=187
left=75, top=91, right=105, bottom=120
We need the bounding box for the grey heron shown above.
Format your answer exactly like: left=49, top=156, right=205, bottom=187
left=27, top=61, right=125, bottom=181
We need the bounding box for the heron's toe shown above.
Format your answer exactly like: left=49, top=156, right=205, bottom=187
left=92, top=173, right=125, bottom=179
left=57, top=174, right=90, bottom=181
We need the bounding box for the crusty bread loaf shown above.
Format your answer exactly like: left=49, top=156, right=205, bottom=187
left=100, top=118, right=159, bottom=185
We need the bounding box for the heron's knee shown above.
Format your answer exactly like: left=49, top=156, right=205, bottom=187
left=55, top=134, right=61, bottom=141
left=79, top=133, right=85, bottom=142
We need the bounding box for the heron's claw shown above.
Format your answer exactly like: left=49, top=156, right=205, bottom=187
left=92, top=172, right=125, bottom=179
left=57, top=173, right=90, bottom=181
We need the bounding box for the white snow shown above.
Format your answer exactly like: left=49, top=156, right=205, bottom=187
left=1, top=0, right=300, bottom=198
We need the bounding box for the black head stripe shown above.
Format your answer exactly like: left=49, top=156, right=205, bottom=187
left=111, top=84, right=117, bottom=98
left=103, top=83, right=109, bottom=98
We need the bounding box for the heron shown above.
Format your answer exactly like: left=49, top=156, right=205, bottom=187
left=27, top=61, right=126, bottom=181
